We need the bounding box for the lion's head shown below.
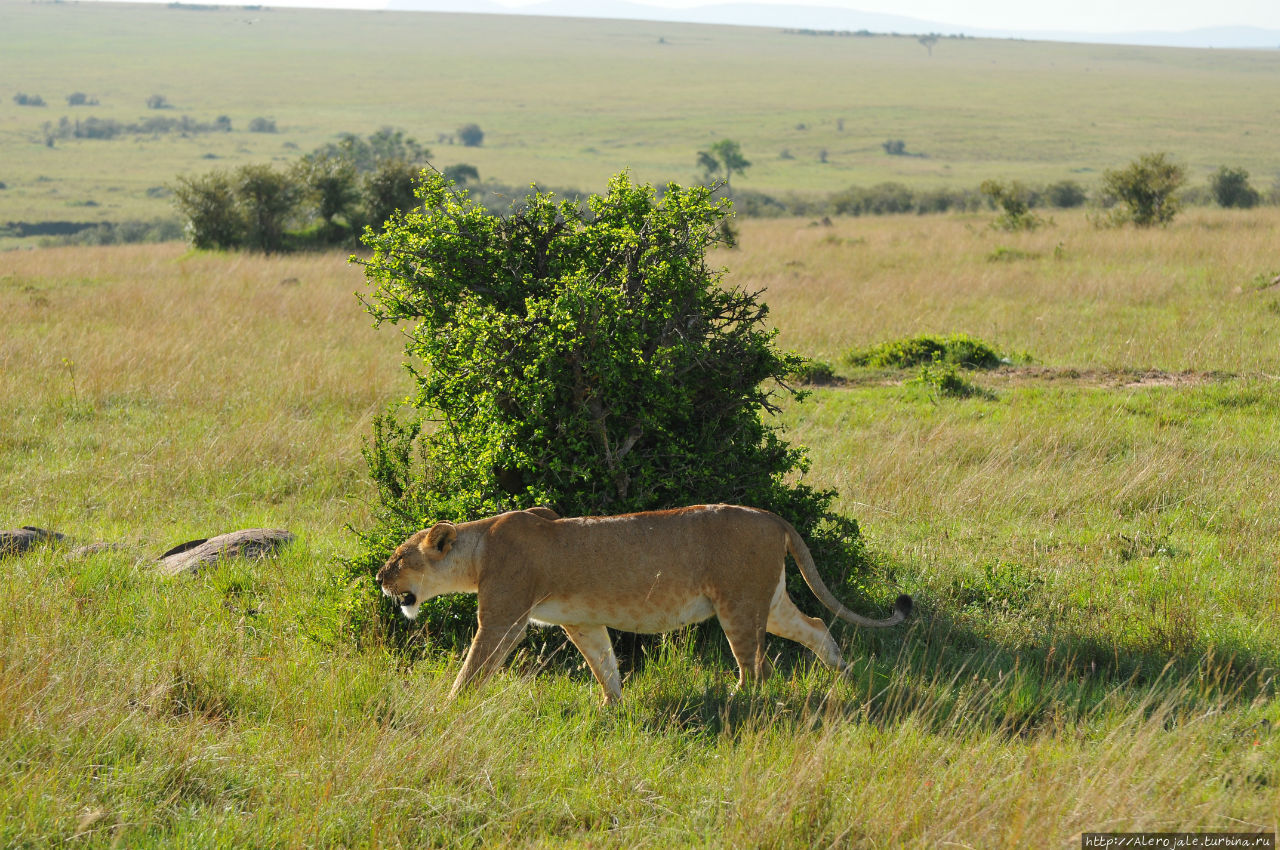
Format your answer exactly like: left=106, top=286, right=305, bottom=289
left=376, top=521, right=458, bottom=620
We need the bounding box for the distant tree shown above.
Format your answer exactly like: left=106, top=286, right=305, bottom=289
left=233, top=164, right=300, bottom=253
left=442, top=163, right=480, bottom=185
left=313, top=127, right=428, bottom=173
left=363, top=159, right=423, bottom=233
left=294, top=152, right=359, bottom=236
left=918, top=34, right=939, bottom=56
left=172, top=170, right=243, bottom=250
left=1044, top=179, right=1087, bottom=209
left=66, top=92, right=90, bottom=106
left=882, top=139, right=906, bottom=156
left=13, top=93, right=46, bottom=107
left=214, top=115, right=232, bottom=132
left=1209, top=166, right=1260, bottom=209
left=697, top=150, right=720, bottom=181
left=696, top=139, right=751, bottom=190
left=248, top=116, right=277, bottom=133
left=457, top=123, right=485, bottom=147
left=146, top=94, right=170, bottom=109
left=1101, top=152, right=1185, bottom=227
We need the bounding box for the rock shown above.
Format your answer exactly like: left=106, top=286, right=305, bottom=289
left=0, top=526, right=66, bottom=558
left=157, top=528, right=294, bottom=576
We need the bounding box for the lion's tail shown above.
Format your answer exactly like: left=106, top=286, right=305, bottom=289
left=781, top=519, right=912, bottom=628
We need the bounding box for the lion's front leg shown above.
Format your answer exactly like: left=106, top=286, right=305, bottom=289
left=448, top=619, right=529, bottom=699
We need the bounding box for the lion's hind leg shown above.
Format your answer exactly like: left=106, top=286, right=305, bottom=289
left=562, top=625, right=623, bottom=704
left=766, top=583, right=848, bottom=674
left=715, top=604, right=771, bottom=690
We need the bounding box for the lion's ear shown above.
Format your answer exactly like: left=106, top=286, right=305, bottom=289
left=424, top=522, right=457, bottom=557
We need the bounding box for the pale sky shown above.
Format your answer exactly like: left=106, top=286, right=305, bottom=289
left=494, top=0, right=1280, bottom=32
left=74, top=0, right=1280, bottom=33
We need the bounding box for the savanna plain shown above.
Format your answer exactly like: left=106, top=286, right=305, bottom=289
left=3, top=208, right=1279, bottom=846
left=5, top=2, right=1280, bottom=846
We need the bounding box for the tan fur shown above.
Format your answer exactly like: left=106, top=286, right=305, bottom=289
left=377, top=504, right=911, bottom=704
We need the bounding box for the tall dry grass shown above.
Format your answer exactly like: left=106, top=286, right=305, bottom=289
left=729, top=207, right=1280, bottom=372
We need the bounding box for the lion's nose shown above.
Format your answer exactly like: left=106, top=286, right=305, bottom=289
left=398, top=592, right=416, bottom=607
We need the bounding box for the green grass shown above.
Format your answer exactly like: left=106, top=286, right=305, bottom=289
left=3, top=210, right=1280, bottom=844
left=3, top=0, right=1280, bottom=247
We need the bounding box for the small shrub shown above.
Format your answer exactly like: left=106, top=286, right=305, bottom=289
left=442, top=163, right=479, bottom=185
left=847, top=333, right=1005, bottom=370
left=1100, top=152, right=1185, bottom=227
left=362, top=159, right=423, bottom=233
left=66, top=92, right=97, bottom=106
left=882, top=139, right=906, bottom=156
left=13, top=93, right=46, bottom=106
left=248, top=116, right=277, bottom=133
left=980, top=180, right=1045, bottom=231
left=172, top=170, right=243, bottom=250
left=457, top=123, right=484, bottom=147
left=908, top=358, right=995, bottom=401
left=146, top=94, right=171, bottom=109
left=788, top=359, right=837, bottom=385
left=1044, top=180, right=1087, bottom=208
left=234, top=164, right=301, bottom=253
left=1209, top=166, right=1260, bottom=209
left=987, top=246, right=1040, bottom=262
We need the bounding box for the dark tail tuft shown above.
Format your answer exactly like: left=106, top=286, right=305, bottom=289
left=894, top=594, right=913, bottom=619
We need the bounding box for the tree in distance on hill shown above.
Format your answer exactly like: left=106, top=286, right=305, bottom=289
left=1209, top=166, right=1260, bottom=209
left=442, top=163, right=480, bottom=185
left=696, top=139, right=751, bottom=190
left=457, top=123, right=485, bottom=147
left=1101, top=152, right=1185, bottom=227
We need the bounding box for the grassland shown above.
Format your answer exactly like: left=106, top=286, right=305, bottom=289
left=3, top=0, right=1280, bottom=246
left=3, top=207, right=1279, bottom=846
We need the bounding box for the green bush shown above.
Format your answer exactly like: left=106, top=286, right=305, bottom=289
left=361, top=159, right=423, bottom=234
left=1101, top=152, right=1185, bottom=227
left=1209, top=166, right=1260, bottom=209
left=787, top=359, right=837, bottom=385
left=248, top=116, right=277, bottom=133
left=172, top=170, right=243, bottom=250
left=1044, top=180, right=1087, bottom=208
left=442, top=163, right=479, bottom=185
left=347, top=171, right=865, bottom=646
left=980, top=180, right=1045, bottom=231
left=234, top=164, right=300, bottom=254
left=908, top=358, right=995, bottom=401
left=847, top=333, right=1005, bottom=370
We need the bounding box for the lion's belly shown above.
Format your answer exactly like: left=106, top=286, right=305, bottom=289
left=529, top=594, right=716, bottom=633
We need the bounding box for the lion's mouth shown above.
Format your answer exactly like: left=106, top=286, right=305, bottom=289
left=397, top=591, right=416, bottom=607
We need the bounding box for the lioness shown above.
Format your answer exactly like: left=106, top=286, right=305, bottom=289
left=378, top=504, right=911, bottom=703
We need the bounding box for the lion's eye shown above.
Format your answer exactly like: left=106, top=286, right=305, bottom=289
left=398, top=592, right=417, bottom=607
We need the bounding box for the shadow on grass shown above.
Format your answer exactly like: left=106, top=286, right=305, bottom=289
left=590, top=605, right=1277, bottom=740
left=371, top=585, right=1275, bottom=741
